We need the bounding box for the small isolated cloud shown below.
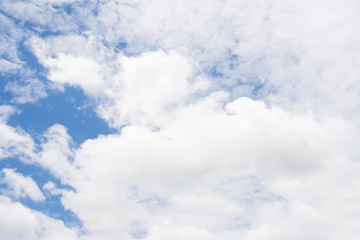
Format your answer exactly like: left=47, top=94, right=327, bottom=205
left=0, top=168, right=45, bottom=202
left=42, top=181, right=62, bottom=196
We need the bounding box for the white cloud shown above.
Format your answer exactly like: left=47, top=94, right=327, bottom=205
left=0, top=59, right=19, bottom=72
left=36, top=124, right=79, bottom=185
left=91, top=0, right=360, bottom=123
left=97, top=50, right=195, bottom=127
left=144, top=221, right=217, bottom=240
left=0, top=0, right=78, bottom=33
left=46, top=53, right=104, bottom=94
left=168, top=192, right=244, bottom=230
left=5, top=78, right=48, bottom=104
left=0, top=82, right=356, bottom=240
left=0, top=96, right=358, bottom=239
left=42, top=181, right=63, bottom=196
left=0, top=196, right=78, bottom=240
left=27, top=0, right=360, bottom=126
left=0, top=105, right=19, bottom=123
left=36, top=0, right=77, bottom=3
left=26, top=26, right=360, bottom=238
left=0, top=106, right=35, bottom=161
left=30, top=36, right=203, bottom=127
left=2, top=0, right=360, bottom=239
left=53, top=94, right=352, bottom=239
left=0, top=168, right=45, bottom=202
left=0, top=13, right=23, bottom=65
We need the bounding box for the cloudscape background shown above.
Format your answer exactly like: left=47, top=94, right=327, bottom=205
left=1, top=0, right=360, bottom=239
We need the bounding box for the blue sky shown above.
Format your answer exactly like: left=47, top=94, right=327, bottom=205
left=1, top=0, right=360, bottom=239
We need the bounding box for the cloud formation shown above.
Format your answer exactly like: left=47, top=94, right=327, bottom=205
left=0, top=106, right=35, bottom=161
left=0, top=168, right=45, bottom=202
left=0, top=0, right=360, bottom=239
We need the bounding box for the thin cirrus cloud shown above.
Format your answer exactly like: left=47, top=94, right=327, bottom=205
left=0, top=0, right=360, bottom=240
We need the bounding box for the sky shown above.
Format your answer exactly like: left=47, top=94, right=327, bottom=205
left=0, top=0, right=360, bottom=239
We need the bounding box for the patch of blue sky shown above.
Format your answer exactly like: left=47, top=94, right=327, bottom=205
left=0, top=5, right=87, bottom=229
left=0, top=157, right=82, bottom=229
left=0, top=41, right=46, bottom=96
left=115, top=41, right=128, bottom=53
left=7, top=86, right=116, bottom=145
left=0, top=78, right=12, bottom=101
left=62, top=3, right=73, bottom=15
left=209, top=65, right=225, bottom=78
left=21, top=193, right=83, bottom=230
left=210, top=50, right=241, bottom=74
left=0, top=158, right=71, bottom=190
left=17, top=41, right=47, bottom=73
left=59, top=1, right=99, bottom=33
left=202, top=57, right=266, bottom=101
left=23, top=17, right=79, bottom=39
left=227, top=53, right=240, bottom=71
left=0, top=11, right=46, bottom=39
left=61, top=1, right=99, bottom=15
left=205, top=53, right=247, bottom=86
left=252, top=82, right=265, bottom=95
left=1, top=31, right=116, bottom=145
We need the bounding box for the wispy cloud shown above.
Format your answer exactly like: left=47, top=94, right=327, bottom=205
left=0, top=168, right=45, bottom=202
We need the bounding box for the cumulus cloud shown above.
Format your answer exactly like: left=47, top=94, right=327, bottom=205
left=1, top=0, right=360, bottom=239
left=97, top=50, right=196, bottom=127
left=2, top=95, right=359, bottom=239
left=30, top=36, right=205, bottom=127
left=49, top=94, right=354, bottom=239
